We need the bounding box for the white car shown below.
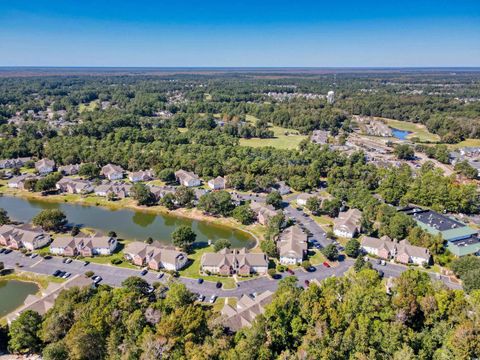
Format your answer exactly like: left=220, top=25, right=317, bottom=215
left=62, top=272, right=71, bottom=279
left=209, top=295, right=217, bottom=303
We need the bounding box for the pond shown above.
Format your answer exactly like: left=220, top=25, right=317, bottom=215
left=0, top=280, right=39, bottom=318
left=391, top=128, right=412, bottom=140
left=0, top=195, right=255, bottom=248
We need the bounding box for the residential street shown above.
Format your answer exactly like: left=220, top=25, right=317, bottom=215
left=0, top=249, right=462, bottom=303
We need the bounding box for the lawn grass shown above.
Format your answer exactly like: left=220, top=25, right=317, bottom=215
left=78, top=100, right=99, bottom=113
left=308, top=249, right=327, bottom=266
left=240, top=115, right=307, bottom=150
left=450, top=138, right=480, bottom=149
left=178, top=244, right=240, bottom=289
left=1, top=271, right=65, bottom=288
left=380, top=118, right=440, bottom=142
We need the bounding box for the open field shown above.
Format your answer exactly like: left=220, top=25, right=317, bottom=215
left=240, top=115, right=307, bottom=150
left=450, top=138, right=480, bottom=149
left=379, top=118, right=440, bottom=142
left=78, top=100, right=99, bottom=113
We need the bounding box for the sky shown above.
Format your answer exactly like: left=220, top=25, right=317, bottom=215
left=0, top=0, right=479, bottom=67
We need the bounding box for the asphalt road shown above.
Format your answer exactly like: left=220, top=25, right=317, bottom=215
left=0, top=250, right=462, bottom=304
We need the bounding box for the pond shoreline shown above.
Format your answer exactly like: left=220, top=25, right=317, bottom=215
left=0, top=188, right=262, bottom=248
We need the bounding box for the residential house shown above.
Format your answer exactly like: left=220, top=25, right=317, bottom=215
left=277, top=225, right=308, bottom=265
left=200, top=248, right=268, bottom=276
left=7, top=174, right=37, bottom=189
left=0, top=224, right=51, bottom=250
left=296, top=193, right=314, bottom=206
left=56, top=178, right=94, bottom=194
left=220, top=291, right=274, bottom=331
left=361, top=235, right=431, bottom=266
left=50, top=234, right=117, bottom=257
left=58, top=164, right=80, bottom=176
left=271, top=181, right=291, bottom=195
left=101, top=164, right=125, bottom=180
left=94, top=182, right=132, bottom=198
left=208, top=176, right=226, bottom=190
left=250, top=201, right=278, bottom=225
left=175, top=169, right=201, bottom=187
left=0, top=157, right=31, bottom=169
left=124, top=241, right=188, bottom=271
left=333, top=208, right=362, bottom=238
left=128, top=170, right=154, bottom=182
left=310, top=130, right=329, bottom=145
left=148, top=185, right=176, bottom=200
left=35, top=159, right=55, bottom=175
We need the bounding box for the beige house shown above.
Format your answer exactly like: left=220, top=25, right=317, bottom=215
left=56, top=178, right=94, bottom=194
left=124, top=241, right=188, bottom=271
left=208, top=176, right=226, bottom=190
left=277, top=225, right=308, bottom=265
left=175, top=169, right=201, bottom=187
left=333, top=208, right=362, bottom=238
left=201, top=248, right=268, bottom=276
left=250, top=201, right=278, bottom=225
left=58, top=164, right=80, bottom=175
left=101, top=164, right=125, bottom=180
left=7, top=174, right=38, bottom=189
left=0, top=224, right=51, bottom=250
left=128, top=170, right=154, bottom=182
left=220, top=291, right=274, bottom=331
left=361, top=235, right=431, bottom=266
left=50, top=234, right=118, bottom=257
left=35, top=159, right=55, bottom=175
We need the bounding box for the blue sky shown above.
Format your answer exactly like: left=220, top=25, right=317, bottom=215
left=0, top=0, right=479, bottom=67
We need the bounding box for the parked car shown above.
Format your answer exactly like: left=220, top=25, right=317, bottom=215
left=0, top=248, right=5, bottom=254
left=58, top=271, right=66, bottom=278
left=287, top=268, right=295, bottom=275
left=4, top=249, right=12, bottom=254
left=52, top=269, right=61, bottom=277
left=377, top=270, right=384, bottom=278
left=92, top=276, right=102, bottom=284
left=304, top=280, right=310, bottom=287
left=323, top=262, right=331, bottom=268
left=197, top=278, right=204, bottom=284
left=65, top=258, right=73, bottom=264
left=216, top=281, right=222, bottom=289
left=380, top=260, right=386, bottom=266
left=83, top=261, right=90, bottom=266
left=209, top=295, right=217, bottom=303
left=63, top=272, right=71, bottom=279
left=197, top=294, right=205, bottom=302
left=140, top=269, right=148, bottom=276
left=31, top=253, right=38, bottom=259
left=157, top=273, right=164, bottom=279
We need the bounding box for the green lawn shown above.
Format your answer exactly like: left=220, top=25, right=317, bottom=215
left=450, top=138, right=480, bottom=149
left=78, top=100, right=99, bottom=113
left=240, top=121, right=307, bottom=150
left=178, top=245, right=239, bottom=289
left=308, top=249, right=327, bottom=266
left=381, top=118, right=440, bottom=142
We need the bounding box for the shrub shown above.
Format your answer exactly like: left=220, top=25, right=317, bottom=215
left=85, top=271, right=94, bottom=278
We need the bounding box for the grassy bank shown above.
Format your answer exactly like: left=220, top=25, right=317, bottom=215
left=380, top=117, right=440, bottom=142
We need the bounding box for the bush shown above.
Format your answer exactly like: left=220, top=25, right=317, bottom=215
left=110, top=258, right=123, bottom=265
left=267, top=268, right=277, bottom=278
left=85, top=271, right=94, bottom=278
left=301, top=260, right=311, bottom=270
left=321, top=244, right=339, bottom=261
left=276, top=264, right=286, bottom=272
left=345, top=239, right=360, bottom=258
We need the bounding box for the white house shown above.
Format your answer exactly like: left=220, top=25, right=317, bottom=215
left=277, top=225, right=308, bottom=265
left=35, top=159, right=55, bottom=175
left=208, top=176, right=226, bottom=190
left=333, top=209, right=362, bottom=238
left=101, top=164, right=125, bottom=180
left=175, top=169, right=201, bottom=187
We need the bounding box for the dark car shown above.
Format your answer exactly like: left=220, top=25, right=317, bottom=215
left=322, top=262, right=331, bottom=268
left=58, top=271, right=66, bottom=278
left=304, top=280, right=310, bottom=287
left=287, top=268, right=295, bottom=275
left=307, top=266, right=316, bottom=272
left=377, top=270, right=384, bottom=278
left=0, top=248, right=5, bottom=254
left=140, top=269, right=148, bottom=276
left=4, top=249, right=12, bottom=254
left=84, top=261, right=90, bottom=266
left=216, top=282, right=222, bottom=289
left=197, top=278, right=204, bottom=284
left=52, top=270, right=61, bottom=277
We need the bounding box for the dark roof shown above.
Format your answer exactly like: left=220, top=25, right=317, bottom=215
left=401, top=208, right=465, bottom=232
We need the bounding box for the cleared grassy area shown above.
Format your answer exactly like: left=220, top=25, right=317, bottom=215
left=380, top=118, right=440, bottom=142
left=78, top=100, right=99, bottom=113
left=1, top=271, right=65, bottom=288
left=178, top=245, right=240, bottom=289
left=240, top=124, right=307, bottom=150
left=450, top=138, right=480, bottom=149
left=308, top=249, right=328, bottom=266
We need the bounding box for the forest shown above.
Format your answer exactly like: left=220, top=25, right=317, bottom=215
left=2, top=269, right=479, bottom=359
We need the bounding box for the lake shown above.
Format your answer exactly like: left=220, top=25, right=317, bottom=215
left=0, top=280, right=39, bottom=318
left=391, top=128, right=412, bottom=140
left=0, top=195, right=255, bottom=248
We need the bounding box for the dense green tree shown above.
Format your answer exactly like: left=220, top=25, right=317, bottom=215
left=159, top=192, right=176, bottom=210
left=32, top=209, right=67, bottom=231
left=305, top=196, right=322, bottom=215
left=266, top=191, right=283, bottom=209
left=321, top=244, right=339, bottom=261
left=213, top=239, right=231, bottom=252
left=260, top=239, right=278, bottom=258
left=174, top=186, right=195, bottom=208
left=395, top=144, right=415, bottom=160
left=172, top=225, right=196, bottom=251
left=344, top=238, right=360, bottom=258
left=232, top=204, right=256, bottom=225
left=78, top=163, right=100, bottom=179
left=0, top=208, right=9, bottom=225
left=8, top=310, right=43, bottom=354
left=197, top=191, right=234, bottom=216
left=131, top=183, right=156, bottom=206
